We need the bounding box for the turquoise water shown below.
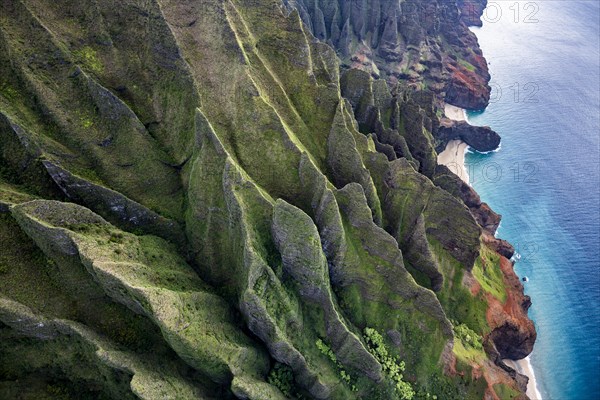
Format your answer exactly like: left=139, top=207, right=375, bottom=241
left=465, top=1, right=600, bottom=399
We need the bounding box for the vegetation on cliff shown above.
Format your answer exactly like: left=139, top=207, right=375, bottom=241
left=0, top=0, right=534, bottom=399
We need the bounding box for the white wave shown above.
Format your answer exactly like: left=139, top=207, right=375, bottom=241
left=470, top=143, right=502, bottom=154
left=511, top=252, right=522, bottom=263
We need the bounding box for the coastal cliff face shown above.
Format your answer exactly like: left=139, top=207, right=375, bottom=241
left=284, top=0, right=491, bottom=110
left=0, top=0, right=534, bottom=399
left=285, top=0, right=501, bottom=155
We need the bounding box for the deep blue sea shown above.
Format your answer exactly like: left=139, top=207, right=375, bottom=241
left=465, top=1, right=600, bottom=399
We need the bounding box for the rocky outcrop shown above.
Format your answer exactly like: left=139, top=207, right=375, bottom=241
left=379, top=158, right=481, bottom=270
left=434, top=164, right=480, bottom=202
left=483, top=341, right=530, bottom=394
left=443, top=63, right=491, bottom=110
left=483, top=233, right=516, bottom=260
left=458, top=0, right=488, bottom=27
left=296, top=0, right=498, bottom=156
left=327, top=100, right=383, bottom=224
left=486, top=257, right=537, bottom=360
left=437, top=118, right=501, bottom=153
left=433, top=165, right=515, bottom=259
left=332, top=182, right=454, bottom=339
left=338, top=68, right=501, bottom=183
left=474, top=202, right=502, bottom=234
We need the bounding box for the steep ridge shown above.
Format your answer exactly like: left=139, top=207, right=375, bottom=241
left=285, top=0, right=503, bottom=157
left=0, top=0, right=534, bottom=399
left=283, top=0, right=491, bottom=110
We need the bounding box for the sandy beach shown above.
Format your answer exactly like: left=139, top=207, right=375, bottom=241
left=437, top=104, right=470, bottom=183
left=444, top=103, right=467, bottom=121
left=437, top=140, right=470, bottom=183
left=503, top=357, right=543, bottom=400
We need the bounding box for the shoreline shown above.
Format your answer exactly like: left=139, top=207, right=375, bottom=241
left=437, top=104, right=470, bottom=183
left=439, top=102, right=543, bottom=399
left=503, top=357, right=543, bottom=400
left=467, top=23, right=545, bottom=400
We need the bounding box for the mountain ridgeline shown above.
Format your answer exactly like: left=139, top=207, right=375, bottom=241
left=0, top=0, right=535, bottom=399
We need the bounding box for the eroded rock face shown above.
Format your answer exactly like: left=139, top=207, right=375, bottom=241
left=433, top=165, right=482, bottom=208
left=42, top=161, right=186, bottom=245
left=433, top=164, right=516, bottom=262
left=486, top=257, right=537, bottom=360
left=483, top=340, right=530, bottom=394
left=437, top=118, right=501, bottom=153
left=289, top=0, right=500, bottom=160
left=12, top=200, right=272, bottom=387
left=286, top=0, right=492, bottom=110
left=458, top=0, right=488, bottom=27
left=444, top=62, right=491, bottom=110
left=483, top=232, right=516, bottom=260
left=380, top=158, right=481, bottom=270
left=272, top=199, right=384, bottom=382
left=340, top=68, right=438, bottom=177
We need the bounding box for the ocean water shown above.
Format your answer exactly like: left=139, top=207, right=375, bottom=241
left=464, top=1, right=600, bottom=399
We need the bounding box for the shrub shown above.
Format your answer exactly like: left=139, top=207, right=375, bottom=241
left=315, top=338, right=357, bottom=391
left=453, top=322, right=483, bottom=350
left=267, top=362, right=294, bottom=398
left=364, top=327, right=415, bottom=400
left=316, top=338, right=336, bottom=363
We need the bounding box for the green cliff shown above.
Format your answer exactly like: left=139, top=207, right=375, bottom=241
left=0, top=0, right=534, bottom=399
